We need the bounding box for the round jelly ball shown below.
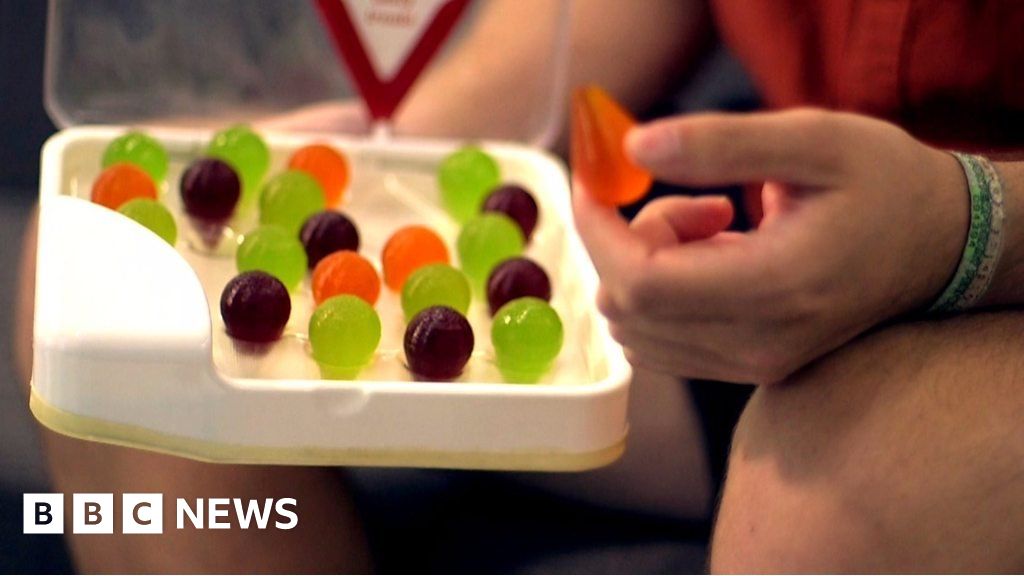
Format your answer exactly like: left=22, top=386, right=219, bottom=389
left=236, top=226, right=308, bottom=291
left=404, top=306, right=474, bottom=381
left=401, top=264, right=471, bottom=321
left=309, top=295, right=381, bottom=379
left=117, top=199, right=177, bottom=246
left=457, top=213, right=525, bottom=292
left=486, top=257, right=552, bottom=315
left=438, top=146, right=500, bottom=223
left=220, top=271, right=291, bottom=343
left=482, top=184, right=539, bottom=241
left=491, top=297, right=564, bottom=383
left=259, top=170, right=327, bottom=237
left=311, top=250, right=381, bottom=306
left=207, top=125, right=270, bottom=204
left=91, top=163, right=158, bottom=210
left=102, top=131, right=168, bottom=182
left=382, top=225, right=449, bottom=291
left=300, top=211, right=360, bottom=269
left=180, top=157, right=241, bottom=221
left=288, top=144, right=349, bottom=207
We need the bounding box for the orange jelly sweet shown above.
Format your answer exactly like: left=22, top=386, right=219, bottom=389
left=570, top=86, right=652, bottom=207
left=91, top=163, right=159, bottom=210
left=288, top=144, right=350, bottom=207
left=312, top=250, right=381, bottom=306
left=381, top=225, right=450, bottom=291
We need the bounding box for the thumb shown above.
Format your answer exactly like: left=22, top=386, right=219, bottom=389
left=629, top=195, right=733, bottom=250
left=624, top=110, right=844, bottom=188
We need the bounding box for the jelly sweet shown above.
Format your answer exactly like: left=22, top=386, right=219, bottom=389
left=300, top=211, right=360, bottom=269
left=401, top=264, right=471, bottom=321
left=570, top=86, right=652, bottom=206
left=486, top=257, right=551, bottom=315
left=438, top=146, right=501, bottom=223
left=381, top=225, right=449, bottom=291
left=309, top=295, right=381, bottom=379
left=259, top=170, right=327, bottom=237
left=220, top=271, right=291, bottom=343
left=404, top=306, right=474, bottom=381
left=289, top=144, right=349, bottom=208
left=117, top=199, right=177, bottom=246
left=91, top=163, right=158, bottom=210
left=207, top=125, right=270, bottom=205
left=311, top=250, right=381, bottom=306
left=102, top=131, right=168, bottom=182
left=236, top=226, right=308, bottom=291
left=481, top=184, right=539, bottom=241
left=180, top=158, right=241, bottom=221
left=491, top=297, right=564, bottom=383
left=456, top=213, right=525, bottom=292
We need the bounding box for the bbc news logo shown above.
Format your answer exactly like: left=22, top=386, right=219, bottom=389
left=24, top=494, right=298, bottom=534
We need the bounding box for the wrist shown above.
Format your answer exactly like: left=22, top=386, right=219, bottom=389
left=906, top=148, right=971, bottom=313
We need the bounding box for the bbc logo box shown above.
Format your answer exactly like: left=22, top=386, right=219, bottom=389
left=24, top=493, right=163, bottom=534
left=23, top=494, right=63, bottom=534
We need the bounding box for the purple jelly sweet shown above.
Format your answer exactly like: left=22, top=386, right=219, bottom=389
left=220, top=271, right=291, bottom=343
left=299, top=211, right=360, bottom=268
left=404, top=306, right=474, bottom=381
left=481, top=184, right=539, bottom=241
left=486, top=257, right=552, bottom=315
left=181, top=158, right=242, bottom=221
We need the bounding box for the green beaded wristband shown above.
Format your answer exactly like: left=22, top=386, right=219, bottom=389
left=928, top=153, right=1005, bottom=313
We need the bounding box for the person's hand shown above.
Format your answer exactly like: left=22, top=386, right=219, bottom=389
left=573, top=108, right=968, bottom=384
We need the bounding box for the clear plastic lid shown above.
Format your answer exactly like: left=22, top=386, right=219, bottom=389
left=45, top=0, right=569, bottom=147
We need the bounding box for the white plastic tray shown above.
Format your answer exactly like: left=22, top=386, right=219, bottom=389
left=31, top=126, right=631, bottom=471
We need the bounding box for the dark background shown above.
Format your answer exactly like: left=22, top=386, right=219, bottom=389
left=0, top=0, right=72, bottom=573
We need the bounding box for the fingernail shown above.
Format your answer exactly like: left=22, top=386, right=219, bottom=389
left=626, top=125, right=680, bottom=164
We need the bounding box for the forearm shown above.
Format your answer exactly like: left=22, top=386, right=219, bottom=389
left=398, top=0, right=711, bottom=144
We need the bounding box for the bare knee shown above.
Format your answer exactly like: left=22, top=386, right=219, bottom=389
left=710, top=312, right=1024, bottom=573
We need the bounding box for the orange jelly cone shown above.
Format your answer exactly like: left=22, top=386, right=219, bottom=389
left=570, top=86, right=652, bottom=206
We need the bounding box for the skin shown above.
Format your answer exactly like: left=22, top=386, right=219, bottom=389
left=710, top=310, right=1024, bottom=572
left=572, top=110, right=1024, bottom=570
left=576, top=109, right=971, bottom=384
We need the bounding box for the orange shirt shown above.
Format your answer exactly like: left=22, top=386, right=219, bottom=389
left=711, top=0, right=1024, bottom=151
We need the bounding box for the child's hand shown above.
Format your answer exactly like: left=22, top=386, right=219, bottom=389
left=573, top=109, right=967, bottom=384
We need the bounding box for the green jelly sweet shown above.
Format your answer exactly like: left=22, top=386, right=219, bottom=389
left=102, top=131, right=169, bottom=183
left=207, top=125, right=270, bottom=205
left=438, top=146, right=500, bottom=223
left=401, top=264, right=472, bottom=321
left=236, top=225, right=308, bottom=291
left=491, top=297, right=564, bottom=383
left=259, top=170, right=326, bottom=237
left=309, top=295, right=381, bottom=379
left=117, top=198, right=177, bottom=246
left=457, top=213, right=525, bottom=293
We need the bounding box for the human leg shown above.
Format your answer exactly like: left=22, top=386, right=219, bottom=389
left=711, top=311, right=1024, bottom=572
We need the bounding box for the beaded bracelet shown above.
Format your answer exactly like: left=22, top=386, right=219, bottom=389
left=927, top=152, right=1006, bottom=313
